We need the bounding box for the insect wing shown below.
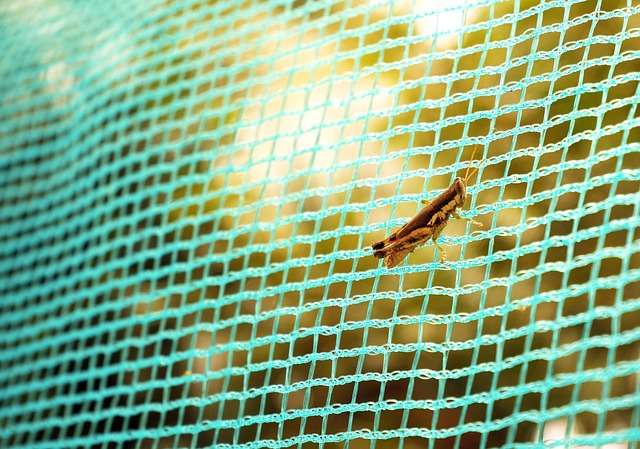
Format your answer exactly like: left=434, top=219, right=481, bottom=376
left=383, top=247, right=412, bottom=269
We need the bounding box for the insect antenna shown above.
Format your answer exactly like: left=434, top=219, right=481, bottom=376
left=464, top=144, right=479, bottom=181
left=464, top=144, right=487, bottom=184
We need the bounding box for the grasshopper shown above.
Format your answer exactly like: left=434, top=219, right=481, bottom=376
left=372, top=146, right=485, bottom=268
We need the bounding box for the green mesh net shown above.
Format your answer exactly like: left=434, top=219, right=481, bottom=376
left=1, top=0, right=640, bottom=448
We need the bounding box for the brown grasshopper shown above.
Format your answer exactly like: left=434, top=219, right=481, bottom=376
left=372, top=147, right=485, bottom=268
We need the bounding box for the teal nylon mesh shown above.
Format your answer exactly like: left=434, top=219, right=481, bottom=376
left=1, top=0, right=639, bottom=448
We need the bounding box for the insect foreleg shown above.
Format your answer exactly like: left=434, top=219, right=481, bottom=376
left=451, top=211, right=483, bottom=228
